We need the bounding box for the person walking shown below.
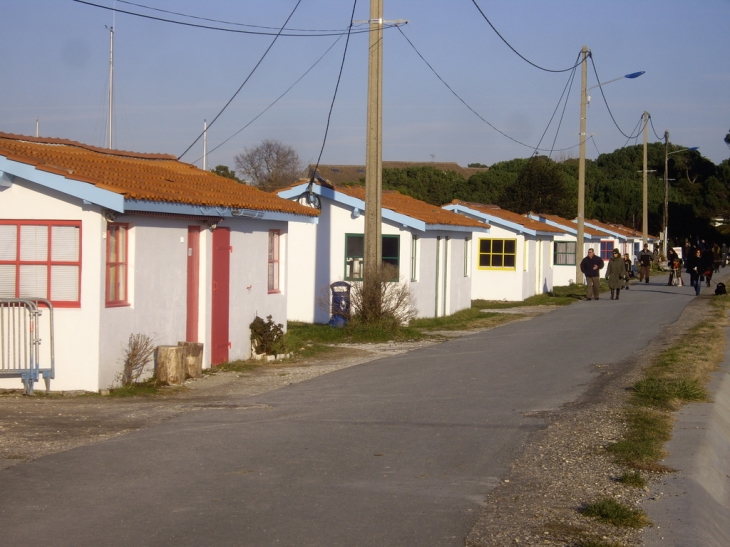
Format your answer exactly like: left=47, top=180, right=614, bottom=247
left=638, top=244, right=653, bottom=283
left=667, top=247, right=680, bottom=286
left=580, top=248, right=604, bottom=300
left=622, top=253, right=633, bottom=290
left=687, top=247, right=703, bottom=296
left=722, top=242, right=728, bottom=267
left=606, top=249, right=625, bottom=300
left=702, top=246, right=714, bottom=287
left=712, top=242, right=722, bottom=273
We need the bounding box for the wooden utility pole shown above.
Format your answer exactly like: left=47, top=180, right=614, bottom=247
left=642, top=111, right=649, bottom=247
left=364, top=0, right=384, bottom=287
left=663, top=130, right=669, bottom=257
left=576, top=45, right=588, bottom=285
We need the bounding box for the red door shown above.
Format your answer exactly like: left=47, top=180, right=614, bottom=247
left=211, top=228, right=230, bottom=365
left=186, top=226, right=200, bottom=343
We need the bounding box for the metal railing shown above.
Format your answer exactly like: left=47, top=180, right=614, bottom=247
left=0, top=298, right=55, bottom=394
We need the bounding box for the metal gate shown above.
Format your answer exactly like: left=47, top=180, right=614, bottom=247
left=0, top=298, right=55, bottom=394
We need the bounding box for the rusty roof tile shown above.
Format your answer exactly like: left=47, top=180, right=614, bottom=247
left=0, top=133, right=318, bottom=217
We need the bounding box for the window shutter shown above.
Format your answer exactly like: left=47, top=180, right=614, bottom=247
left=19, top=264, right=48, bottom=298
left=0, top=225, right=17, bottom=260
left=20, top=225, right=48, bottom=261
left=51, top=265, right=79, bottom=301
left=0, top=265, right=15, bottom=298
left=51, top=225, right=80, bottom=261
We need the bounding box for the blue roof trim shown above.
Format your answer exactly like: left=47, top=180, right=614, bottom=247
left=427, top=224, right=489, bottom=233
left=125, top=199, right=318, bottom=224
left=0, top=156, right=125, bottom=212
left=443, top=203, right=546, bottom=236
left=526, top=213, right=601, bottom=240
left=279, top=183, right=429, bottom=232
left=583, top=221, right=626, bottom=241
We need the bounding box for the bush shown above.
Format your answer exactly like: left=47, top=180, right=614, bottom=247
left=250, top=315, right=286, bottom=355
left=349, top=263, right=416, bottom=330
left=119, top=333, right=156, bottom=387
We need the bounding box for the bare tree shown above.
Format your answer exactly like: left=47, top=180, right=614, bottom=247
left=234, top=139, right=302, bottom=192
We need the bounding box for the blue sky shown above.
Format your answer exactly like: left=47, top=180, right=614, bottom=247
left=1, top=0, right=728, bottom=172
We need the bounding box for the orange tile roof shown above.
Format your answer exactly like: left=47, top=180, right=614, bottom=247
left=0, top=133, right=318, bottom=217
left=331, top=185, right=487, bottom=229
left=449, top=200, right=565, bottom=234
left=531, top=213, right=607, bottom=237
left=585, top=218, right=657, bottom=239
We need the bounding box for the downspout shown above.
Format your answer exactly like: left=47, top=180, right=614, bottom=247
left=434, top=236, right=441, bottom=317
left=443, top=237, right=449, bottom=316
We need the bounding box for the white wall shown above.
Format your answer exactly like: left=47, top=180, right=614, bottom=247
left=227, top=219, right=288, bottom=360
left=98, top=217, right=191, bottom=389
left=0, top=179, right=102, bottom=392
left=99, top=217, right=290, bottom=389
left=471, top=226, right=527, bottom=301
left=286, top=199, right=474, bottom=322
left=552, top=235, right=579, bottom=287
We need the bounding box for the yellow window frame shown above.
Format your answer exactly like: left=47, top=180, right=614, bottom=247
left=478, top=238, right=517, bottom=270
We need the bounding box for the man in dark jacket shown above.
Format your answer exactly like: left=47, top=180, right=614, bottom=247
left=638, top=244, right=653, bottom=283
left=580, top=248, right=604, bottom=300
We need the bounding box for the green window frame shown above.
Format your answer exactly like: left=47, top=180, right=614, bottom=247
left=345, top=234, right=400, bottom=281
left=478, top=238, right=516, bottom=270
left=553, top=241, right=576, bottom=266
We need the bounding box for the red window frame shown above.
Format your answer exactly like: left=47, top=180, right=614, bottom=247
left=106, top=223, right=129, bottom=307
left=0, top=220, right=82, bottom=308
left=600, top=240, right=614, bottom=260
left=268, top=230, right=280, bottom=293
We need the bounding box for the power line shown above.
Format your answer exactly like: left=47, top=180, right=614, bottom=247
left=396, top=26, right=581, bottom=154
left=117, top=0, right=355, bottom=33
left=648, top=115, right=665, bottom=142
left=73, top=0, right=396, bottom=37
left=622, top=115, right=645, bottom=148
left=178, top=0, right=304, bottom=160
left=589, top=55, right=644, bottom=141
left=310, top=0, right=359, bottom=178
left=192, top=35, right=345, bottom=165
left=532, top=56, right=580, bottom=157
left=468, top=0, right=582, bottom=73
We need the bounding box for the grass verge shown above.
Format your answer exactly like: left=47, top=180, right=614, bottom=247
left=616, top=471, right=647, bottom=488
left=474, top=281, right=608, bottom=309
left=581, top=498, right=651, bottom=528
left=607, top=296, right=730, bottom=469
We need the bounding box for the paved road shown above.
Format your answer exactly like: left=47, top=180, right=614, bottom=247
left=0, top=280, right=700, bottom=546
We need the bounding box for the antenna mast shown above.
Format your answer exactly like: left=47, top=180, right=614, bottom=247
left=107, top=23, right=114, bottom=149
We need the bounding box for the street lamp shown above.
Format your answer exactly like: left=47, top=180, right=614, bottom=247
left=575, top=45, right=643, bottom=283
left=662, top=131, right=698, bottom=256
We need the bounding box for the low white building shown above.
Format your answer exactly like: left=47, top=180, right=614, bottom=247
left=583, top=218, right=656, bottom=261
left=443, top=201, right=565, bottom=301
left=278, top=181, right=488, bottom=323
left=0, top=133, right=318, bottom=392
left=527, top=213, right=624, bottom=286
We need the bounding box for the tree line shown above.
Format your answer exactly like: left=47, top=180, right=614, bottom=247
left=378, top=144, right=730, bottom=246
left=213, top=139, right=730, bottom=246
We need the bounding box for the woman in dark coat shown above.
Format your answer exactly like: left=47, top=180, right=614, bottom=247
left=686, top=248, right=703, bottom=296
left=606, top=249, right=625, bottom=300
left=702, top=247, right=714, bottom=287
